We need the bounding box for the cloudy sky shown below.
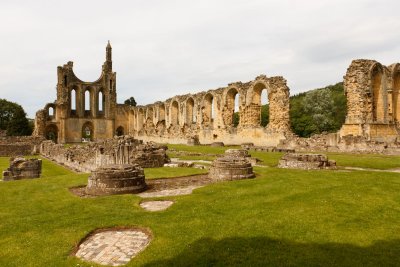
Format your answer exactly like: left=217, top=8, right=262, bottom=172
left=1, top=0, right=399, bottom=118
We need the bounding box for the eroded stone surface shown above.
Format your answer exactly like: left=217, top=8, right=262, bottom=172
left=140, top=200, right=174, bottom=211
left=278, top=153, right=336, bottom=170
left=209, top=149, right=255, bottom=181
left=40, top=136, right=169, bottom=172
left=86, top=164, right=146, bottom=196
left=3, top=157, right=42, bottom=181
left=75, top=229, right=151, bottom=266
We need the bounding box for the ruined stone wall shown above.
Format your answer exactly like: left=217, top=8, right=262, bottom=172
left=128, top=75, right=292, bottom=146
left=33, top=42, right=119, bottom=144
left=340, top=59, right=400, bottom=142
left=278, top=133, right=400, bottom=155
left=0, top=136, right=45, bottom=156
left=40, top=136, right=169, bottom=172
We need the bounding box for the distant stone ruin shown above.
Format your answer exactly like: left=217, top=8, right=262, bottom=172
left=86, top=164, right=146, bottom=196
left=278, top=153, right=336, bottom=170
left=3, top=157, right=42, bottom=181
left=340, top=60, right=400, bottom=142
left=40, top=136, right=169, bottom=172
left=32, top=43, right=399, bottom=152
left=209, top=149, right=255, bottom=181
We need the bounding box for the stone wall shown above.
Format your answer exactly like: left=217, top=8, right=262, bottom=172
left=0, top=136, right=45, bottom=156
left=340, top=59, right=400, bottom=142
left=278, top=133, right=400, bottom=155
left=40, top=136, right=169, bottom=172
left=129, top=75, right=292, bottom=146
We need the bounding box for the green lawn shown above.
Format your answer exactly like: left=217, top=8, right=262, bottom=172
left=144, top=167, right=207, bottom=179
left=1, top=154, right=400, bottom=266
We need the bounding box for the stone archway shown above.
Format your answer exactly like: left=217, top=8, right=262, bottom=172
left=82, top=121, right=94, bottom=142
left=45, top=124, right=58, bottom=143
left=116, top=126, right=124, bottom=136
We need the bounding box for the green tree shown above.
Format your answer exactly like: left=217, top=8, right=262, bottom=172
left=124, top=97, right=137, bottom=107
left=0, top=99, right=32, bottom=136
left=261, top=104, right=269, bottom=127
left=288, top=83, right=346, bottom=137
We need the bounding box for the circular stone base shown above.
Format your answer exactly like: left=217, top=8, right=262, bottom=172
left=75, top=229, right=151, bottom=266
left=86, top=164, right=146, bottom=196
left=209, top=149, right=255, bottom=181
left=140, top=200, right=174, bottom=211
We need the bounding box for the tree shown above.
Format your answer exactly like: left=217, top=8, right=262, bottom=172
left=0, top=98, right=32, bottom=136
left=124, top=97, right=137, bottom=107
left=288, top=82, right=346, bottom=137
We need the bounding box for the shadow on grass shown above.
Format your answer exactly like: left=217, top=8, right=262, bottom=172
left=144, top=236, right=400, bottom=267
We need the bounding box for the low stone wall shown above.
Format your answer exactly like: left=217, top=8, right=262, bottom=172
left=278, top=133, right=400, bottom=155
left=40, top=136, right=169, bottom=173
left=0, top=136, right=45, bottom=156
left=278, top=153, right=336, bottom=170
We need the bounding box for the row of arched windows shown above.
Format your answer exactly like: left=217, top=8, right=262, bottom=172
left=70, top=89, right=105, bottom=116
left=135, top=85, right=270, bottom=130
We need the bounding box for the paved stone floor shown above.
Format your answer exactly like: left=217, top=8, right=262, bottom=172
left=138, top=185, right=203, bottom=198
left=140, top=200, right=174, bottom=211
left=75, top=229, right=151, bottom=266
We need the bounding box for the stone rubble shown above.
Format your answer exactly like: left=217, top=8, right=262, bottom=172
left=2, top=157, right=42, bottom=181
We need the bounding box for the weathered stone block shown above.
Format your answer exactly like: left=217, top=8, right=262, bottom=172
left=209, top=149, right=255, bottom=181
left=3, top=157, right=42, bottom=181
left=86, top=164, right=146, bottom=196
left=278, top=153, right=336, bottom=170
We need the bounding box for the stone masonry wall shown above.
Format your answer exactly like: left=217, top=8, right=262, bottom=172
left=0, top=136, right=45, bottom=156
left=129, top=75, right=292, bottom=146
left=40, top=136, right=169, bottom=172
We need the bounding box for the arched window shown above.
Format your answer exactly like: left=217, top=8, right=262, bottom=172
left=252, top=83, right=269, bottom=126
left=186, top=98, right=195, bottom=124
left=116, top=126, right=124, bottom=136
left=159, top=104, right=166, bottom=121
left=171, top=101, right=179, bottom=125
left=48, top=107, right=54, bottom=117
left=226, top=88, right=240, bottom=127
left=202, top=94, right=215, bottom=126
left=71, top=89, right=76, bottom=111
left=82, top=122, right=94, bottom=142
left=98, top=91, right=104, bottom=112
left=372, top=66, right=384, bottom=122
left=85, top=90, right=91, bottom=112
left=260, top=88, right=269, bottom=127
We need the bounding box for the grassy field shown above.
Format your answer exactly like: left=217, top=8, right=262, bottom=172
left=1, top=150, right=400, bottom=266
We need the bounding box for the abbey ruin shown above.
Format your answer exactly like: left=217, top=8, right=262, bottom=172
left=32, top=43, right=400, bottom=149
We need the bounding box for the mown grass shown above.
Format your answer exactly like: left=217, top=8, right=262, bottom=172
left=144, top=167, right=207, bottom=179
left=167, top=144, right=400, bottom=170
left=1, top=154, right=400, bottom=266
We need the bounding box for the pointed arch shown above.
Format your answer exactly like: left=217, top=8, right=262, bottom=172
left=186, top=97, right=195, bottom=124
left=371, top=64, right=384, bottom=122
left=170, top=101, right=179, bottom=126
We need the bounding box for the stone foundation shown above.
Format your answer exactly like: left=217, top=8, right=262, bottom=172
left=40, top=136, right=169, bottom=172
left=278, top=153, right=336, bottom=170
left=209, top=149, right=255, bottom=181
left=3, top=157, right=42, bottom=181
left=86, top=164, right=146, bottom=195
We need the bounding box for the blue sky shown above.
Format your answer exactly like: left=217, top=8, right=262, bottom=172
left=1, top=0, right=399, bottom=117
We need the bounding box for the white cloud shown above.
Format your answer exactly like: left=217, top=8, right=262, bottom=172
left=0, top=0, right=399, bottom=117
